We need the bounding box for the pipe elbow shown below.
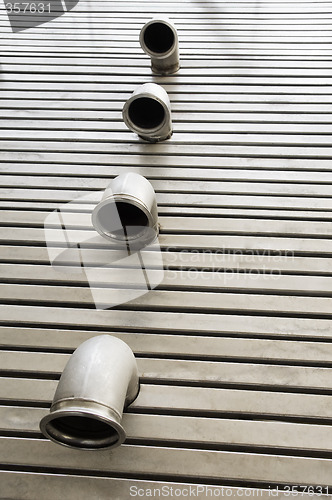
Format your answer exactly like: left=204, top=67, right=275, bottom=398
left=122, top=83, right=172, bottom=142
left=91, top=172, right=159, bottom=248
left=140, top=17, right=180, bottom=75
left=40, top=335, right=139, bottom=450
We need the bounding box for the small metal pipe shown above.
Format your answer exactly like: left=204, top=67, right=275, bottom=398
left=122, top=83, right=172, bottom=142
left=40, top=335, right=139, bottom=450
left=91, top=172, right=159, bottom=247
left=140, top=17, right=180, bottom=75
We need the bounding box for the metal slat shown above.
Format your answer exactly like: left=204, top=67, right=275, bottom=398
left=3, top=177, right=332, bottom=197
left=3, top=285, right=332, bottom=317
left=2, top=304, right=332, bottom=339
left=2, top=45, right=332, bottom=57
left=2, top=93, right=332, bottom=103
left=1, top=351, right=331, bottom=391
left=5, top=64, right=332, bottom=75
left=5, top=203, right=332, bottom=220
left=4, top=192, right=332, bottom=212
left=1, top=327, right=332, bottom=363
left=1, top=378, right=331, bottom=420
left=1, top=246, right=332, bottom=274
left=2, top=82, right=332, bottom=94
left=3, top=264, right=332, bottom=297
left=1, top=406, right=332, bottom=453
left=0, top=438, right=331, bottom=486
left=3, top=72, right=332, bottom=85
left=2, top=166, right=332, bottom=182
left=5, top=120, right=332, bottom=136
left=3, top=143, right=332, bottom=163
left=3, top=130, right=332, bottom=146
left=4, top=56, right=332, bottom=67
left=4, top=116, right=332, bottom=130
left=2, top=228, right=332, bottom=254
left=2, top=152, right=332, bottom=170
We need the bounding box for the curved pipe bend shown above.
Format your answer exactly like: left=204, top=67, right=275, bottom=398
left=122, top=83, right=172, bottom=143
left=140, top=17, right=180, bottom=75
left=91, top=172, right=159, bottom=248
left=40, top=335, right=140, bottom=450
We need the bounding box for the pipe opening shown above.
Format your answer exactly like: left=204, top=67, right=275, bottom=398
left=143, top=22, right=175, bottom=53
left=97, top=201, right=149, bottom=239
left=45, top=415, right=120, bottom=449
left=128, top=97, right=165, bottom=130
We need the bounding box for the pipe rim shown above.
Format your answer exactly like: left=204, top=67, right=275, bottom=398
left=40, top=406, right=126, bottom=450
left=122, top=94, right=169, bottom=135
left=140, top=19, right=177, bottom=58
left=91, top=194, right=157, bottom=243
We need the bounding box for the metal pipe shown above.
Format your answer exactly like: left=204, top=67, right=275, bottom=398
left=40, top=335, right=140, bottom=450
left=122, top=83, right=172, bottom=142
left=91, top=172, right=159, bottom=247
left=140, top=17, right=180, bottom=75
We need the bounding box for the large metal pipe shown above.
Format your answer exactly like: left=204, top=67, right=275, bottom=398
left=122, top=83, right=172, bottom=142
left=91, top=172, right=159, bottom=247
left=140, top=17, right=180, bottom=75
left=40, top=335, right=139, bottom=450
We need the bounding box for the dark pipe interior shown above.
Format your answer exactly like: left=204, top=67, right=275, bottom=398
left=48, top=415, right=119, bottom=449
left=128, top=97, right=165, bottom=130
left=143, top=22, right=175, bottom=53
left=98, top=201, right=149, bottom=239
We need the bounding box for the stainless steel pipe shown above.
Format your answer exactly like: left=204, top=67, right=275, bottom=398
left=140, top=17, right=180, bottom=75
left=40, top=335, right=140, bottom=450
left=122, top=83, right=172, bottom=142
left=91, top=172, right=159, bottom=247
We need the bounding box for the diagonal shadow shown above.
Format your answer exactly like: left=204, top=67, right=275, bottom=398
left=4, top=0, right=79, bottom=32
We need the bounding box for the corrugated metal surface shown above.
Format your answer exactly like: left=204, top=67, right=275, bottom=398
left=1, top=0, right=332, bottom=498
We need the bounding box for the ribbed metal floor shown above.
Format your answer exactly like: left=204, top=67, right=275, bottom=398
left=1, top=1, right=332, bottom=498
